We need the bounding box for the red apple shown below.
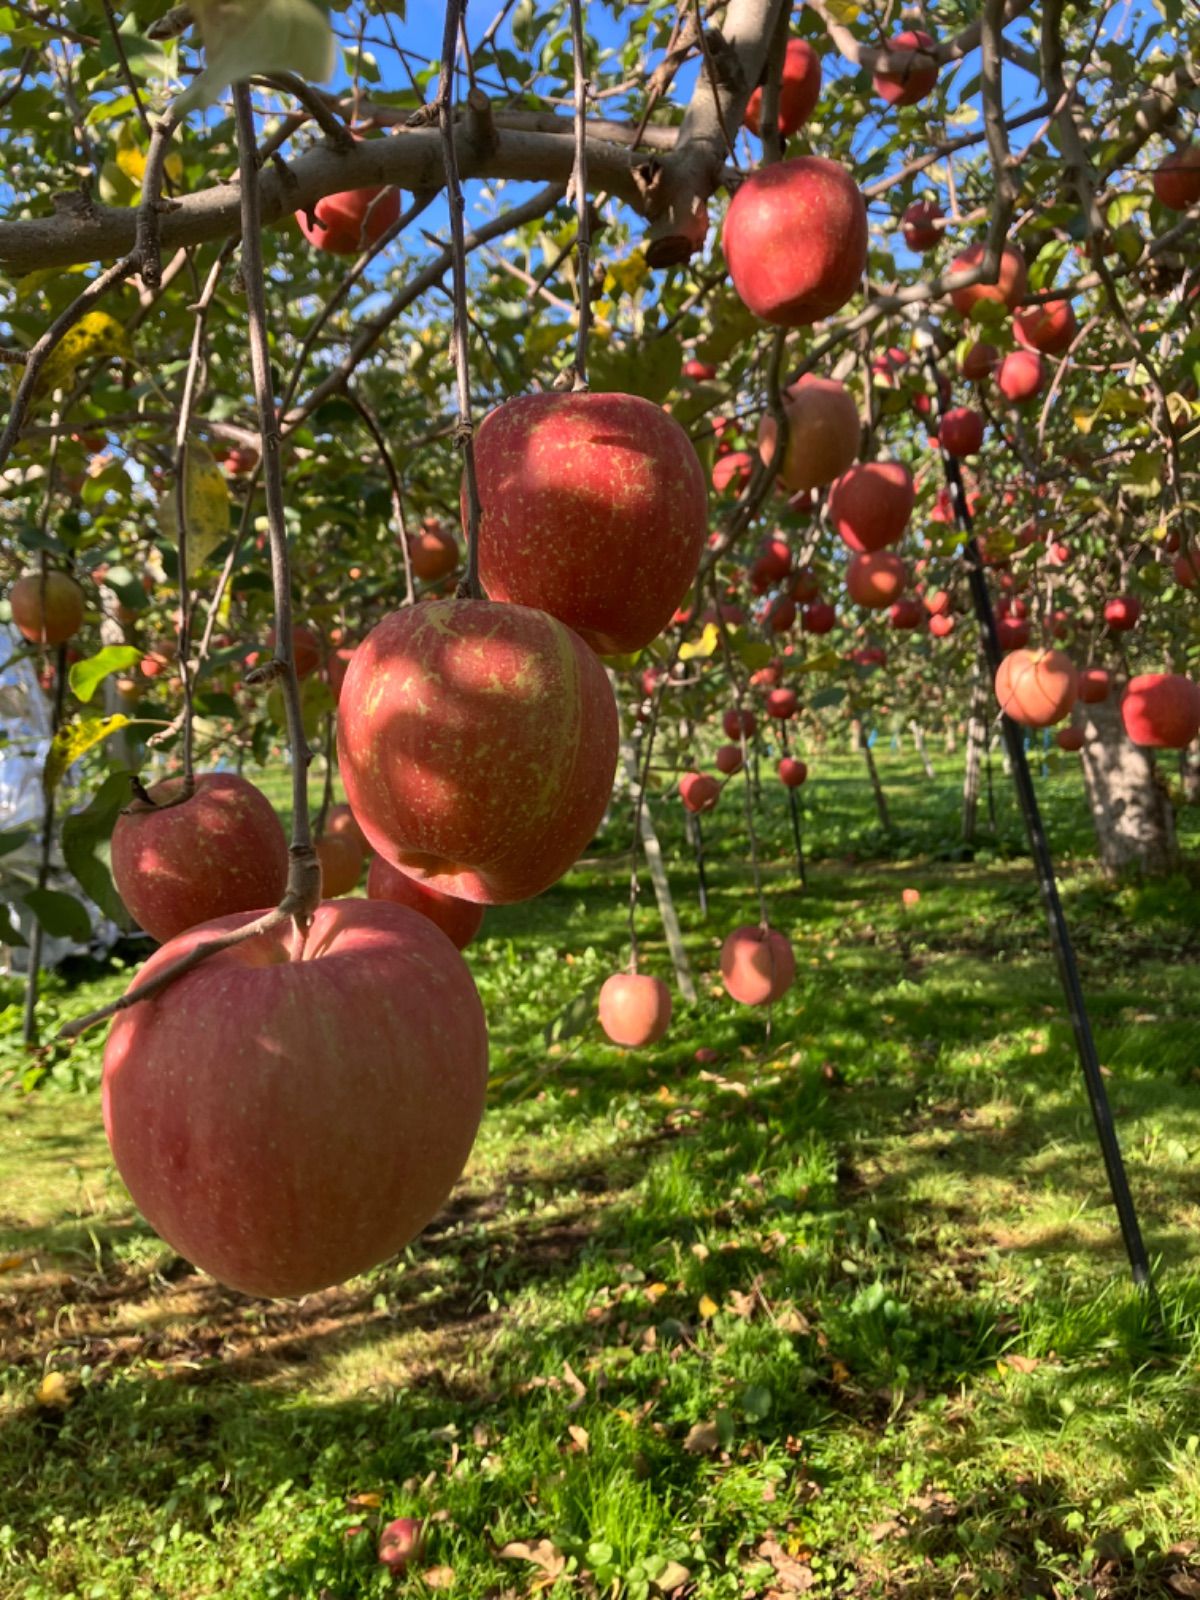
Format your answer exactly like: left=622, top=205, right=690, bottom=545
left=949, top=242, right=1028, bottom=316
left=1173, top=551, right=1199, bottom=589
left=713, top=451, right=754, bottom=495
left=408, top=523, right=459, bottom=583
left=1154, top=145, right=1200, bottom=211
left=925, top=589, right=952, bottom=616
left=682, top=357, right=717, bottom=381
left=847, top=551, right=907, bottom=610
left=996, top=616, right=1031, bottom=652
left=996, top=350, right=1046, bottom=403
left=889, top=597, right=923, bottom=630
left=111, top=772, right=289, bottom=944
left=1014, top=299, right=1077, bottom=354
left=1078, top=667, right=1110, bottom=703
left=778, top=757, right=807, bottom=788
left=758, top=376, right=860, bottom=492
left=267, top=625, right=322, bottom=679
left=316, top=830, right=363, bottom=897
left=378, top=1518, right=426, bottom=1576
left=9, top=570, right=85, bottom=645
left=791, top=566, right=820, bottom=604
left=367, top=854, right=484, bottom=950
left=101, top=899, right=488, bottom=1297
left=325, top=801, right=369, bottom=856
left=1103, top=595, right=1141, bottom=632
left=929, top=612, right=955, bottom=638
left=715, top=743, right=744, bottom=775
left=472, top=392, right=707, bottom=655
left=723, top=707, right=757, bottom=739
left=994, top=648, right=1077, bottom=728
left=598, top=972, right=672, bottom=1047
left=767, top=594, right=796, bottom=632
left=337, top=599, right=618, bottom=904
left=802, top=601, right=837, bottom=634
left=757, top=536, right=792, bottom=580
left=720, top=925, right=795, bottom=1005
left=1120, top=673, right=1200, bottom=748
left=743, top=38, right=822, bottom=136
left=724, top=157, right=868, bottom=326
left=765, top=687, right=797, bottom=719
left=902, top=199, right=943, bottom=252
left=1056, top=726, right=1085, bottom=752
left=295, top=182, right=402, bottom=255
left=938, top=407, right=985, bottom=457
left=679, top=772, right=720, bottom=813
left=873, top=29, right=938, bottom=107
left=959, top=341, right=999, bottom=381
left=827, top=460, right=914, bottom=553
left=327, top=644, right=356, bottom=704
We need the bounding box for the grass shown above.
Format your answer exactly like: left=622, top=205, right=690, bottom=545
left=2, top=740, right=1200, bottom=1599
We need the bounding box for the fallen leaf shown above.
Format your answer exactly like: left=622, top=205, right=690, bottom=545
left=35, top=1372, right=72, bottom=1410
left=347, top=1491, right=383, bottom=1508
left=683, top=1420, right=721, bottom=1454
left=422, top=1566, right=455, bottom=1589
left=0, top=1253, right=24, bottom=1273
left=830, top=1358, right=851, bottom=1383
left=646, top=1282, right=669, bottom=1302
left=757, top=1538, right=816, bottom=1592
left=656, top=1560, right=690, bottom=1593
left=566, top=1424, right=589, bottom=1453
left=498, top=1539, right=566, bottom=1577
left=562, top=1359, right=587, bottom=1408
left=776, top=1308, right=811, bottom=1336
left=999, top=1354, right=1040, bottom=1374
left=698, top=1294, right=719, bottom=1320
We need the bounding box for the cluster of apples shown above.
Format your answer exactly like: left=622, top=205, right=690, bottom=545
left=993, top=647, right=1200, bottom=753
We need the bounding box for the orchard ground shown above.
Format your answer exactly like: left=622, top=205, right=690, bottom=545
left=3, top=748, right=1200, bottom=1599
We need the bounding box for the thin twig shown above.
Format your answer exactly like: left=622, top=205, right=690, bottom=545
left=346, top=388, right=416, bottom=607
left=568, top=0, right=591, bottom=390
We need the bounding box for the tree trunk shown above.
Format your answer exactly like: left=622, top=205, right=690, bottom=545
left=620, top=741, right=697, bottom=1002
left=1181, top=738, right=1200, bottom=806
left=1079, top=694, right=1179, bottom=877
left=909, top=721, right=935, bottom=779
left=944, top=719, right=957, bottom=755
left=962, top=656, right=988, bottom=842
left=853, top=719, right=891, bottom=831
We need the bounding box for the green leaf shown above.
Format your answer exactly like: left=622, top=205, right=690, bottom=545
left=0, top=829, right=34, bottom=860
left=43, top=715, right=133, bottom=796
left=545, top=985, right=599, bottom=1047
left=69, top=645, right=141, bottom=705
left=0, top=903, right=28, bottom=947
left=23, top=887, right=92, bottom=942
left=589, top=337, right=682, bottom=405
left=178, top=0, right=335, bottom=114
left=61, top=771, right=134, bottom=927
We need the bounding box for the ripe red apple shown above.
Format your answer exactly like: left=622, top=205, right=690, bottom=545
left=679, top=772, right=720, bottom=813
left=996, top=616, right=1031, bottom=652
left=325, top=801, right=369, bottom=856
left=929, top=612, right=955, bottom=638
left=720, top=925, right=795, bottom=1005
left=723, top=707, right=757, bottom=740
left=847, top=551, right=907, bottom=610
left=102, top=899, right=488, bottom=1297
left=295, top=182, right=402, bottom=255
left=765, top=686, right=797, bottom=719
left=902, top=199, right=943, bottom=252
left=889, top=597, right=923, bottom=630
left=1153, top=145, right=1200, bottom=211
left=9, top=570, right=85, bottom=645
left=338, top=599, right=618, bottom=904
left=327, top=644, right=356, bottom=704
left=378, top=1518, right=426, bottom=1576
left=827, top=461, right=914, bottom=553
left=683, top=357, right=718, bottom=381
left=712, top=451, right=754, bottom=495
left=791, top=566, right=820, bottom=604
left=949, top=242, right=1028, bottom=316
left=408, top=522, right=459, bottom=583
left=1173, top=550, right=1198, bottom=589
left=802, top=601, right=837, bottom=634
left=715, top=743, right=744, bottom=775
left=925, top=589, right=952, bottom=616
left=267, top=625, right=322, bottom=679
left=758, top=376, right=860, bottom=491
left=472, top=392, right=706, bottom=655
left=367, top=854, right=484, bottom=949
left=743, top=38, right=822, bottom=136
left=598, top=972, right=672, bottom=1047
left=316, top=830, right=363, bottom=897
left=724, top=157, right=868, bottom=326
left=1103, top=595, right=1141, bottom=632
left=757, top=536, right=792, bottom=581
left=938, top=407, right=985, bottom=457
left=873, top=29, right=938, bottom=107
left=1014, top=299, right=1077, bottom=354
left=1120, top=673, right=1200, bottom=748
left=959, top=341, right=999, bottom=381
left=996, top=350, right=1047, bottom=404
left=1056, top=726, right=1085, bottom=752
left=1078, top=667, right=1111, bottom=703
left=994, top=647, right=1077, bottom=728
left=778, top=757, right=807, bottom=788
left=767, top=594, right=796, bottom=632
left=111, top=773, right=289, bottom=944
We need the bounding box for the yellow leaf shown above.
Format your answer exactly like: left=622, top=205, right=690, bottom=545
left=347, top=1491, right=382, bottom=1508
left=36, top=1371, right=72, bottom=1409
left=27, top=311, right=131, bottom=401
left=698, top=1294, right=719, bottom=1320
left=646, top=1281, right=669, bottom=1302
left=157, top=439, right=232, bottom=575
left=824, top=0, right=861, bottom=20
left=0, top=1253, right=24, bottom=1273
left=43, top=715, right=133, bottom=795
left=566, top=1424, right=589, bottom=1452
left=830, top=1358, right=851, bottom=1383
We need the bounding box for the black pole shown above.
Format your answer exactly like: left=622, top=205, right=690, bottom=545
left=687, top=810, right=709, bottom=918
left=924, top=345, right=1153, bottom=1294
left=779, top=721, right=807, bottom=887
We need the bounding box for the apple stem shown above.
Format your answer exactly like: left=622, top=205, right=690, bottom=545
left=233, top=81, right=321, bottom=925
left=568, top=0, right=591, bottom=391
left=436, top=0, right=484, bottom=601
left=711, top=579, right=769, bottom=932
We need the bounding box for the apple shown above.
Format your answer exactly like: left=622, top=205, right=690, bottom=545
left=1056, top=726, right=1085, bottom=752
left=1120, top=673, right=1200, bottom=748
left=723, top=707, right=757, bottom=739
left=325, top=801, right=369, bottom=856
left=996, top=616, right=1031, bottom=651
left=720, top=925, right=795, bottom=1005
left=295, top=182, right=402, bottom=255
left=938, top=407, right=985, bottom=457
left=724, top=157, right=868, bottom=326
left=767, top=595, right=796, bottom=632
left=1078, top=667, right=1111, bottom=703
left=367, top=854, right=484, bottom=949
left=925, top=589, right=952, bottom=616
left=1103, top=595, right=1141, bottom=632
left=408, top=522, right=459, bottom=583
left=802, top=601, right=837, bottom=634
left=683, top=357, right=718, bottom=381
left=111, top=772, right=289, bottom=944
left=996, top=350, right=1046, bottom=403
left=929, top=612, right=956, bottom=638
left=327, top=644, right=356, bottom=703
left=1153, top=145, right=1200, bottom=211
left=267, top=624, right=322, bottom=679
left=889, top=597, right=924, bottom=630
left=827, top=460, right=914, bottom=553
left=873, top=29, right=938, bottom=107
left=949, top=242, right=1028, bottom=316
left=679, top=772, right=720, bottom=813
left=102, top=899, right=488, bottom=1297
left=472, top=391, right=707, bottom=655
left=1173, top=551, right=1198, bottom=589
left=715, top=743, right=744, bottom=775
left=743, top=38, right=822, bottom=136
left=712, top=451, right=754, bottom=494
left=1014, top=299, right=1077, bottom=354
left=765, top=686, right=797, bottom=719
left=778, top=757, right=807, bottom=788
left=9, top=570, right=85, bottom=645
left=902, top=199, right=943, bottom=252
left=791, top=566, right=820, bottom=603
left=994, top=647, right=1077, bottom=728
left=960, top=341, right=998, bottom=380
left=598, top=972, right=672, bottom=1047
left=316, top=830, right=363, bottom=897
left=378, top=1518, right=426, bottom=1576
left=757, top=536, right=792, bottom=580
left=847, top=551, right=907, bottom=610
left=337, top=599, right=618, bottom=904
left=758, top=376, right=860, bottom=491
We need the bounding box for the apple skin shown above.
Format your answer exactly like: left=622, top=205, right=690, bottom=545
left=765, top=687, right=797, bottom=719
left=715, top=743, right=744, bottom=775
left=101, top=899, right=489, bottom=1298
left=316, top=831, right=364, bottom=897
left=949, top=242, right=1028, bottom=316
left=472, top=391, right=707, bottom=655
left=778, top=757, right=808, bottom=788
left=847, top=551, right=907, bottom=610
left=683, top=358, right=717, bottom=381
left=873, top=29, right=938, bottom=107
left=1154, top=145, right=1200, bottom=211
left=902, top=199, right=943, bottom=252
left=996, top=350, right=1046, bottom=403
left=929, top=612, right=955, bottom=638
left=295, top=184, right=402, bottom=255
left=378, top=1518, right=425, bottom=1576
left=1014, top=299, right=1077, bottom=354
left=1103, top=595, right=1141, bottom=632
left=889, top=597, right=924, bottom=630
left=925, top=589, right=952, bottom=616
left=338, top=599, right=617, bottom=905
left=367, top=854, right=484, bottom=950
left=743, top=38, right=822, bottom=136
left=1120, top=674, right=1200, bottom=749
left=723, top=707, right=757, bottom=740
left=828, top=461, right=914, bottom=553
left=326, top=802, right=369, bottom=855
left=111, top=772, right=289, bottom=944
left=327, top=645, right=356, bottom=704
left=1056, top=726, right=1085, bottom=752
left=10, top=571, right=85, bottom=645
left=994, top=648, right=1078, bottom=728
left=720, top=925, right=795, bottom=1005
left=960, top=341, right=998, bottom=381
left=758, top=376, right=860, bottom=492
left=712, top=451, right=753, bottom=495
left=938, top=407, right=985, bottom=457
left=1078, top=667, right=1110, bottom=704
left=598, top=973, right=672, bottom=1048
left=802, top=601, right=837, bottom=635
left=408, top=523, right=459, bottom=583
left=724, top=157, right=868, bottom=327
left=996, top=616, right=1031, bottom=652
left=1174, top=551, right=1199, bottom=590
left=679, top=772, right=721, bottom=813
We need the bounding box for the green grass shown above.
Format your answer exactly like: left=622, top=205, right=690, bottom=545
left=2, top=746, right=1200, bottom=1599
